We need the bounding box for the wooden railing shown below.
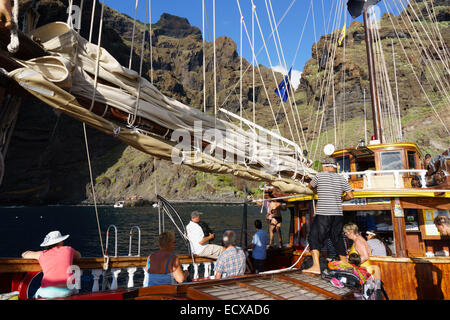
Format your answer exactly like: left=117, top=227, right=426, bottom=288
left=0, top=255, right=216, bottom=293
left=341, top=169, right=428, bottom=189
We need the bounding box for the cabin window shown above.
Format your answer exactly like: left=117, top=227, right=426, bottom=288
left=405, top=209, right=419, bottom=231
left=354, top=156, right=376, bottom=179
left=407, top=151, right=416, bottom=169
left=336, top=155, right=351, bottom=173
left=380, top=151, right=402, bottom=170
left=343, top=210, right=395, bottom=256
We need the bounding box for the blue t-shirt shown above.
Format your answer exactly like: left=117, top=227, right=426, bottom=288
left=252, top=229, right=269, bottom=260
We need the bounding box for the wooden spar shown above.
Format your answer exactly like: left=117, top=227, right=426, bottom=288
left=363, top=10, right=383, bottom=143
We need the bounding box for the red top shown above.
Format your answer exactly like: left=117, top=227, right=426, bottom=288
left=38, top=246, right=76, bottom=288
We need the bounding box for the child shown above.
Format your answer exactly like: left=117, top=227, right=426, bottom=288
left=328, top=253, right=372, bottom=288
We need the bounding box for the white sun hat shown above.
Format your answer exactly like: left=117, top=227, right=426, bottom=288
left=40, top=231, right=70, bottom=247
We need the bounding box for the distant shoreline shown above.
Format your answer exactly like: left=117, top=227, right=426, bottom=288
left=0, top=200, right=255, bottom=207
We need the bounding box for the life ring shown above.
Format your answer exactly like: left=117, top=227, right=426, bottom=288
left=13, top=272, right=42, bottom=300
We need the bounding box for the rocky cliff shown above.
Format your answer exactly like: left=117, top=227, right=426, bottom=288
left=0, top=0, right=448, bottom=205
left=296, top=0, right=449, bottom=155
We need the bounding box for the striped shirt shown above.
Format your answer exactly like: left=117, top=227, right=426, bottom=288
left=310, top=172, right=352, bottom=216
left=215, top=246, right=246, bottom=278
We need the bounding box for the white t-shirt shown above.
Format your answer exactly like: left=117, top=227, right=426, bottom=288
left=186, top=221, right=205, bottom=254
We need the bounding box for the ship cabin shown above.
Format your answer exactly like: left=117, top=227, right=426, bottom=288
left=286, top=141, right=450, bottom=299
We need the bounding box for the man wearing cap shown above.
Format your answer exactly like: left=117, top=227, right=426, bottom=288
left=186, top=211, right=224, bottom=259
left=21, top=230, right=82, bottom=299
left=303, top=157, right=354, bottom=274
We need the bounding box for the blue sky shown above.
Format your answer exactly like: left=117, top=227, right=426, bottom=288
left=105, top=0, right=404, bottom=88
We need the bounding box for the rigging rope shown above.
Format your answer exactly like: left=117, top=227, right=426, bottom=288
left=391, top=39, right=403, bottom=141
left=266, top=0, right=304, bottom=148
left=81, top=0, right=106, bottom=258
left=311, top=0, right=345, bottom=161
left=240, top=14, right=243, bottom=127
left=235, top=0, right=287, bottom=143
left=148, top=0, right=153, bottom=84
left=213, top=0, right=217, bottom=125
left=383, top=1, right=450, bottom=135
left=427, top=0, right=450, bottom=65
left=402, top=0, right=450, bottom=78
left=202, top=0, right=206, bottom=113
left=236, top=0, right=296, bottom=144
left=309, top=0, right=344, bottom=160
left=128, top=0, right=139, bottom=70
left=371, top=13, right=400, bottom=142
left=391, top=0, right=450, bottom=102
left=128, top=0, right=149, bottom=127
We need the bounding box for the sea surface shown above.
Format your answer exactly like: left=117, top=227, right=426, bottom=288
left=0, top=204, right=291, bottom=258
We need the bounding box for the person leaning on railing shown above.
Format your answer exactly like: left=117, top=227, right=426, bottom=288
left=21, top=231, right=82, bottom=299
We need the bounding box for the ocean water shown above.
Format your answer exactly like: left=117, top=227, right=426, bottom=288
left=0, top=204, right=291, bottom=258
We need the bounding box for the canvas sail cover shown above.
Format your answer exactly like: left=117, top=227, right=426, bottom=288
left=8, top=22, right=316, bottom=194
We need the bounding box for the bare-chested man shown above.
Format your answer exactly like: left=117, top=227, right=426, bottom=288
left=266, top=199, right=286, bottom=248
left=250, top=185, right=287, bottom=248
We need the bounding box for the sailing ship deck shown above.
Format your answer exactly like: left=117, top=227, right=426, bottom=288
left=175, top=272, right=353, bottom=300
left=59, top=270, right=354, bottom=300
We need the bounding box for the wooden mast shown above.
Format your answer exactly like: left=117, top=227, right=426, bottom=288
left=363, top=10, right=383, bottom=143
left=359, top=2, right=409, bottom=257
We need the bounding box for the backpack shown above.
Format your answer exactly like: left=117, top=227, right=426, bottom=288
left=321, top=268, right=363, bottom=290
left=322, top=265, right=389, bottom=300
left=354, top=279, right=389, bottom=300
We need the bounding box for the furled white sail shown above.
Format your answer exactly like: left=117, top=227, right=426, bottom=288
left=9, top=21, right=316, bottom=194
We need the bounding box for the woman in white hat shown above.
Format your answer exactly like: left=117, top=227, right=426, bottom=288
left=21, top=231, right=81, bottom=299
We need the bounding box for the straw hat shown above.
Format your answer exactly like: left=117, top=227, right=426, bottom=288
left=40, top=231, right=70, bottom=247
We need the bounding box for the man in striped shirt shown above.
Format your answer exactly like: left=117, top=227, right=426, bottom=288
left=303, top=157, right=354, bottom=275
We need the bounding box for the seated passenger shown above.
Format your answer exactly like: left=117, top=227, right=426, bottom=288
left=21, top=231, right=82, bottom=299
left=214, top=230, right=246, bottom=279
left=434, top=215, right=450, bottom=236
left=186, top=211, right=224, bottom=259
left=343, top=223, right=371, bottom=268
left=144, top=231, right=188, bottom=287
